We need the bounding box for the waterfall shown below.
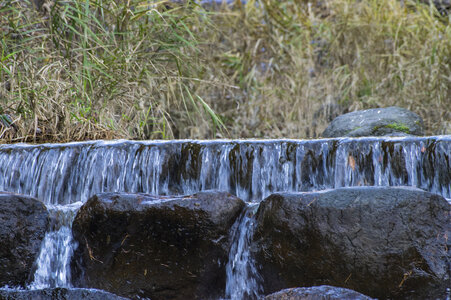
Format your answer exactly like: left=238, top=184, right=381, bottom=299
left=0, top=136, right=449, bottom=294
left=225, top=203, right=262, bottom=300
left=0, top=137, right=449, bottom=204
left=28, top=202, right=82, bottom=289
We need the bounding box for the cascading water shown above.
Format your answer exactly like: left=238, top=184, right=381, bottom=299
left=28, top=202, right=82, bottom=289
left=0, top=136, right=449, bottom=296
left=0, top=137, right=449, bottom=204
left=225, top=203, right=262, bottom=300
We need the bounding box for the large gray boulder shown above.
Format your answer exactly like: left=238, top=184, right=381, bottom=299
left=252, top=187, right=450, bottom=299
left=0, top=192, right=49, bottom=287
left=72, top=191, right=245, bottom=300
left=264, top=286, right=374, bottom=300
left=322, top=106, right=424, bottom=137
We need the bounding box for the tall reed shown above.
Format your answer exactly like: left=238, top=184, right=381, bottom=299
left=0, top=0, right=449, bottom=142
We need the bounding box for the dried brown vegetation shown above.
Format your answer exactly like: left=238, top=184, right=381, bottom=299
left=1, top=0, right=450, bottom=143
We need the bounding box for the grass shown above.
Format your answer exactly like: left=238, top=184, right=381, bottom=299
left=0, top=0, right=450, bottom=143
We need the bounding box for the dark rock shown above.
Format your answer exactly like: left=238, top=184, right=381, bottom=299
left=72, top=191, right=245, bottom=300
left=264, top=285, right=374, bottom=300
left=0, top=287, right=129, bottom=300
left=252, top=187, right=450, bottom=299
left=0, top=192, right=49, bottom=287
left=322, top=106, right=424, bottom=137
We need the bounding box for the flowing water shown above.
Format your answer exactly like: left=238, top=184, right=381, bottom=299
left=28, top=202, right=82, bottom=289
left=225, top=203, right=262, bottom=300
left=0, top=136, right=449, bottom=296
left=0, top=137, right=449, bottom=204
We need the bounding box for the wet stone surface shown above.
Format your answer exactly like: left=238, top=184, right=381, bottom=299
left=0, top=287, right=128, bottom=300
left=71, top=191, right=245, bottom=300
left=264, top=285, right=375, bottom=300
left=0, top=192, right=49, bottom=288
left=252, top=186, right=451, bottom=300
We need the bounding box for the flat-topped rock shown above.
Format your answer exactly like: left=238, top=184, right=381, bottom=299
left=252, top=186, right=450, bottom=299
left=72, top=191, right=245, bottom=300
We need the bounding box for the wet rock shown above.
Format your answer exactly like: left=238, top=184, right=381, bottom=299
left=0, top=192, right=49, bottom=287
left=0, top=287, right=128, bottom=300
left=322, top=106, right=424, bottom=137
left=253, top=187, right=450, bottom=299
left=264, top=285, right=374, bottom=300
left=72, top=191, right=245, bottom=300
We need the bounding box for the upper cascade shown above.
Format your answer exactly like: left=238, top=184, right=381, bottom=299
left=0, top=136, right=449, bottom=204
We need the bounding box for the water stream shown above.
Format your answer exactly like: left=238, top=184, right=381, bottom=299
left=28, top=202, right=82, bottom=289
left=225, top=203, right=262, bottom=300
left=0, top=137, right=449, bottom=204
left=0, top=136, right=449, bottom=296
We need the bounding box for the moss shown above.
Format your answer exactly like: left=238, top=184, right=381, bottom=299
left=373, top=122, right=410, bottom=134
left=384, top=123, right=410, bottom=133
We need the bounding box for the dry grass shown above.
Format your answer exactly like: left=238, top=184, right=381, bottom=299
left=0, top=0, right=450, bottom=143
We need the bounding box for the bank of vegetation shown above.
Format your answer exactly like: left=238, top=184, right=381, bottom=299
left=1, top=0, right=450, bottom=142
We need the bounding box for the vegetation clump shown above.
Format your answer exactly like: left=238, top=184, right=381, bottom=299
left=1, top=0, right=450, bottom=142
left=383, top=122, right=411, bottom=133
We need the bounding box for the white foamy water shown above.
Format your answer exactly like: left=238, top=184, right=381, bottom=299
left=225, top=204, right=262, bottom=300
left=0, top=137, right=449, bottom=204
left=28, top=202, right=82, bottom=290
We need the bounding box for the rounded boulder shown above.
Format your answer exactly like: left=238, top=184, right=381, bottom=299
left=322, top=106, right=424, bottom=137
left=0, top=192, right=49, bottom=287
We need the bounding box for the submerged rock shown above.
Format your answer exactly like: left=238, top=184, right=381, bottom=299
left=252, top=187, right=450, bottom=299
left=72, top=191, right=245, bottom=300
left=322, top=106, right=424, bottom=137
left=264, top=285, right=374, bottom=300
left=0, top=192, right=49, bottom=287
left=0, top=287, right=128, bottom=300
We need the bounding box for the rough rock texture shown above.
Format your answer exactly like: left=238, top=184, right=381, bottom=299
left=322, top=106, right=424, bottom=138
left=252, top=187, right=450, bottom=299
left=72, top=191, right=245, bottom=300
left=0, top=288, right=128, bottom=300
left=264, top=285, right=374, bottom=300
left=0, top=192, right=49, bottom=287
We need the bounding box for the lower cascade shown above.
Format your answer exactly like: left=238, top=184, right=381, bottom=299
left=29, top=202, right=82, bottom=289
left=0, top=137, right=449, bottom=299
left=225, top=203, right=262, bottom=300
